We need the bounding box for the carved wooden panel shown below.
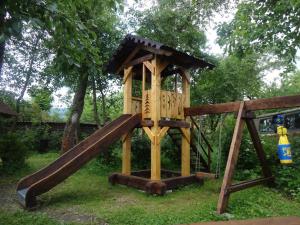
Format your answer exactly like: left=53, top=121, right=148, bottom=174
left=160, top=90, right=184, bottom=120
left=143, top=90, right=151, bottom=119
left=132, top=99, right=142, bottom=114
left=142, top=90, right=184, bottom=120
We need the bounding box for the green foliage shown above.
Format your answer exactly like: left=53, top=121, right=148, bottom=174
left=131, top=132, right=151, bottom=170
left=0, top=211, right=65, bottom=225
left=0, top=131, right=32, bottom=172
left=132, top=0, right=206, bottom=57
left=192, top=54, right=262, bottom=106
left=29, top=86, right=53, bottom=112
left=217, top=0, right=300, bottom=68
left=262, top=70, right=300, bottom=98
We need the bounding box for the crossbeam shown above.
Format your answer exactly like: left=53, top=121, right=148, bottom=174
left=227, top=176, right=274, bottom=194
left=185, top=94, right=300, bottom=116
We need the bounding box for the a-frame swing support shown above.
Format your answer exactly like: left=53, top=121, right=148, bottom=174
left=185, top=94, right=300, bottom=214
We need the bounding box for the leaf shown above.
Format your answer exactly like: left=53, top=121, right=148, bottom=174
left=47, top=3, right=58, bottom=13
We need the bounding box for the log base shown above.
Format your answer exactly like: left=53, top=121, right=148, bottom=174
left=109, top=169, right=203, bottom=195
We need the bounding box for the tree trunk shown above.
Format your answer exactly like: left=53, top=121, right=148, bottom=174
left=61, top=72, right=89, bottom=153
left=16, top=35, right=41, bottom=113
left=91, top=75, right=100, bottom=128
left=0, top=2, right=6, bottom=79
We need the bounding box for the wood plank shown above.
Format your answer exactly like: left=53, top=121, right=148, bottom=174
left=186, top=217, right=300, bottom=225
left=227, top=177, right=274, bottom=194
left=217, top=102, right=245, bottom=214
left=196, top=172, right=216, bottom=179
left=159, top=127, right=169, bottom=141
left=185, top=94, right=300, bottom=116
left=181, top=73, right=191, bottom=176
left=141, top=46, right=173, bottom=57
left=143, top=127, right=154, bottom=142
left=123, top=68, right=132, bottom=114
left=116, top=46, right=141, bottom=74
left=143, top=61, right=154, bottom=73
left=122, top=132, right=132, bottom=175
left=159, top=120, right=190, bottom=128
left=140, top=120, right=154, bottom=127
left=151, top=55, right=161, bottom=181
left=124, top=54, right=154, bottom=68
left=185, top=101, right=240, bottom=116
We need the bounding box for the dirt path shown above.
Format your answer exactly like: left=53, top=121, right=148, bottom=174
left=0, top=182, right=107, bottom=225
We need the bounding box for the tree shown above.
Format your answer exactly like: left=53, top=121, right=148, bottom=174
left=44, top=0, right=122, bottom=153
left=191, top=54, right=263, bottom=131
left=2, top=25, right=51, bottom=113
left=132, top=0, right=207, bottom=57
left=217, top=0, right=300, bottom=69
left=0, top=1, right=57, bottom=77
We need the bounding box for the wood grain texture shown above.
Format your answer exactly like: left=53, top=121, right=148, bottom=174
left=217, top=102, right=245, bottom=214
left=185, top=94, right=300, bottom=116
left=186, top=217, right=300, bottom=225
left=17, top=114, right=141, bottom=208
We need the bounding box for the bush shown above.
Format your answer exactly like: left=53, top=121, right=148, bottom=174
left=0, top=132, right=31, bottom=172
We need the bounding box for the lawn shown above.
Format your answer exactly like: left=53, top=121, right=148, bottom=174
left=1, top=152, right=300, bottom=225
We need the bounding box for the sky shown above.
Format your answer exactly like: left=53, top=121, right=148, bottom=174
left=50, top=0, right=299, bottom=108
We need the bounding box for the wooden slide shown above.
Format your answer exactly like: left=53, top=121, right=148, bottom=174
left=17, top=114, right=141, bottom=208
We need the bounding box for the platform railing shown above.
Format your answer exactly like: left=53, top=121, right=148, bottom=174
left=142, top=90, right=184, bottom=120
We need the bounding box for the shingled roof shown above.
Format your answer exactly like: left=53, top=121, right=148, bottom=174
left=0, top=102, right=17, bottom=117
left=106, top=34, right=214, bottom=77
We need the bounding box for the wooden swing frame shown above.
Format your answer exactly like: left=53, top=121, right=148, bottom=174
left=185, top=94, right=300, bottom=214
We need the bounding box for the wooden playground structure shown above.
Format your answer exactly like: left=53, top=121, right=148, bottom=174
left=106, top=35, right=300, bottom=213
left=17, top=35, right=300, bottom=215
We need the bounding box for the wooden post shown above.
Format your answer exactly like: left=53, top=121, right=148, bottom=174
left=150, top=56, right=161, bottom=180
left=217, top=102, right=245, bottom=214
left=122, top=67, right=132, bottom=175
left=181, top=69, right=190, bottom=176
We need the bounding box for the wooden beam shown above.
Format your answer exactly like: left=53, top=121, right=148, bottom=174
left=143, top=127, right=154, bottom=143
left=124, top=54, right=154, bottom=68
left=123, top=66, right=133, bottom=84
left=150, top=55, right=161, bottom=181
left=227, top=177, right=274, bottom=194
left=122, top=132, right=132, bottom=175
left=141, top=46, right=173, bottom=57
left=196, top=172, right=216, bottom=179
left=159, top=120, right=190, bottom=128
left=159, top=127, right=169, bottom=141
left=141, top=120, right=154, bottom=127
left=123, top=67, right=132, bottom=114
left=178, top=68, right=191, bottom=84
left=185, top=94, right=300, bottom=116
left=185, top=101, right=240, bottom=116
left=116, top=46, right=141, bottom=74
left=217, top=102, right=245, bottom=214
left=180, top=128, right=191, bottom=144
left=143, top=61, right=154, bottom=73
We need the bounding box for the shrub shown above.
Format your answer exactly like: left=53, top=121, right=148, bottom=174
left=0, top=132, right=31, bottom=172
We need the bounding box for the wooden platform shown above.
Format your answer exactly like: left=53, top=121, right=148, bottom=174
left=109, top=169, right=203, bottom=195
left=187, top=217, right=300, bottom=225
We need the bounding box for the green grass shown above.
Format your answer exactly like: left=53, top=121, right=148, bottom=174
left=1, top=152, right=300, bottom=225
